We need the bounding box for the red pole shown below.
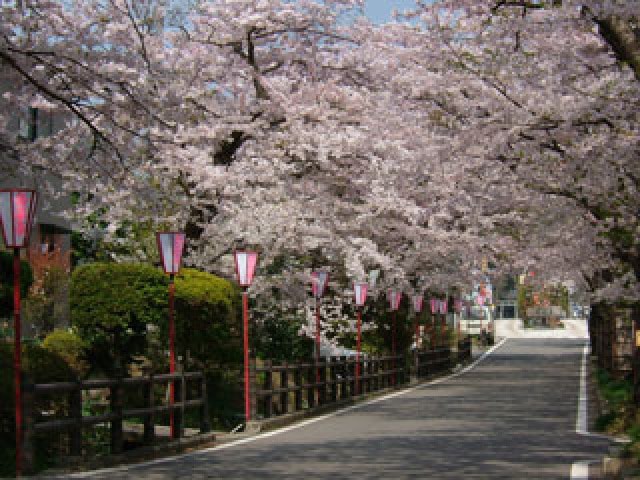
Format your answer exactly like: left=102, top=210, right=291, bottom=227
left=392, top=311, right=397, bottom=386
left=243, top=290, right=250, bottom=422
left=168, top=275, right=175, bottom=438
left=14, top=248, right=22, bottom=477
left=414, top=314, right=419, bottom=350
left=356, top=308, right=361, bottom=395
left=315, top=301, right=321, bottom=384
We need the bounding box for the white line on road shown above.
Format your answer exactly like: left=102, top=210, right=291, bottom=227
left=58, top=338, right=508, bottom=479
left=570, top=460, right=591, bottom=480
left=570, top=342, right=596, bottom=480
left=576, top=342, right=589, bottom=434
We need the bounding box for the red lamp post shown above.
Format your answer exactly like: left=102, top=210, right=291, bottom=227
left=412, top=294, right=424, bottom=348
left=387, top=290, right=402, bottom=386
left=0, top=189, right=38, bottom=477
left=311, top=271, right=329, bottom=384
left=353, top=282, right=368, bottom=395
left=440, top=298, right=448, bottom=342
left=234, top=250, right=258, bottom=423
left=156, top=232, right=185, bottom=439
left=429, top=298, right=438, bottom=348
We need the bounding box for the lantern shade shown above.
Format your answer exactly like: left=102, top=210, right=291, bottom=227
left=440, top=299, right=448, bottom=314
left=312, top=271, right=329, bottom=298
left=368, top=270, right=380, bottom=289
left=388, top=290, right=402, bottom=311
left=234, top=250, right=258, bottom=287
left=0, top=189, right=38, bottom=249
left=430, top=298, right=438, bottom=314
left=156, top=232, right=185, bottom=275
left=413, top=294, right=424, bottom=313
left=454, top=299, right=462, bottom=313
left=353, top=283, right=368, bottom=307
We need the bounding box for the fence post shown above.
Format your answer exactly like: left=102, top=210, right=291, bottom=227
left=249, top=358, right=257, bottom=421
left=144, top=374, right=155, bottom=444
left=21, top=380, right=35, bottom=474
left=329, top=358, right=338, bottom=403
left=173, top=374, right=183, bottom=439
left=263, top=361, right=273, bottom=418
left=319, top=362, right=327, bottom=406
left=294, top=367, right=303, bottom=411
left=110, top=378, right=123, bottom=454
left=69, top=380, right=82, bottom=456
left=280, top=364, right=289, bottom=415
left=307, top=365, right=315, bottom=409
left=199, top=374, right=211, bottom=434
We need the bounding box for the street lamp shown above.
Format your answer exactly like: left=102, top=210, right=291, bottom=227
left=430, top=298, right=438, bottom=349
left=311, top=271, right=329, bottom=384
left=387, top=290, right=402, bottom=386
left=156, top=232, right=185, bottom=439
left=353, top=282, right=368, bottom=395
left=439, top=298, right=448, bottom=343
left=234, top=250, right=258, bottom=423
left=0, top=189, right=38, bottom=477
left=412, top=294, right=424, bottom=348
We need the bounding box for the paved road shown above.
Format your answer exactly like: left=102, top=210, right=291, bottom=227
left=62, top=339, right=611, bottom=479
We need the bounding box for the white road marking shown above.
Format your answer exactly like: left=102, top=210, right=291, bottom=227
left=58, top=338, right=508, bottom=478
left=576, top=342, right=589, bottom=434
left=570, top=342, right=597, bottom=480
left=570, top=460, right=591, bottom=479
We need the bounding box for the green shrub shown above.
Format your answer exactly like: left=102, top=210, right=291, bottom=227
left=0, top=250, right=34, bottom=320
left=0, top=343, right=77, bottom=476
left=71, top=263, right=168, bottom=376
left=42, top=329, right=88, bottom=377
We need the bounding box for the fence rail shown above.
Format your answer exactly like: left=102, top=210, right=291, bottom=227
left=21, top=370, right=209, bottom=471
left=255, top=337, right=472, bottom=421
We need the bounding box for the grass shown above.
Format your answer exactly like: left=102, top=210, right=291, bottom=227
left=594, top=367, right=640, bottom=460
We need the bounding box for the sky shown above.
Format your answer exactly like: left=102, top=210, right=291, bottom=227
left=364, top=0, right=418, bottom=24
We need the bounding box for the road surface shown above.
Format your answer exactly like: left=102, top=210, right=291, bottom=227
left=56, top=339, right=611, bottom=479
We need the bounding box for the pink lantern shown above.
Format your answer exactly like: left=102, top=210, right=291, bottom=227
left=311, top=271, right=329, bottom=298
left=387, top=290, right=402, bottom=311
left=0, top=189, right=38, bottom=248
left=454, top=299, right=462, bottom=313
left=156, top=232, right=185, bottom=275
left=430, top=298, right=438, bottom=314
left=413, top=294, right=424, bottom=313
left=440, top=299, right=448, bottom=314
left=354, top=283, right=368, bottom=307
left=234, top=250, right=258, bottom=287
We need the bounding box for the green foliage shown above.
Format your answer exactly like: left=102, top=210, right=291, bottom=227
left=159, top=268, right=242, bottom=368
left=594, top=368, right=635, bottom=437
left=254, top=313, right=314, bottom=362
left=42, top=329, right=88, bottom=377
left=0, top=343, right=77, bottom=476
left=23, top=266, right=70, bottom=336
left=71, top=262, right=168, bottom=375
left=0, top=250, right=34, bottom=319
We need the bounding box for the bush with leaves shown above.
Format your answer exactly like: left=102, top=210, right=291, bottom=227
left=0, top=343, right=77, bottom=476
left=42, top=329, right=88, bottom=377
left=71, top=263, right=168, bottom=376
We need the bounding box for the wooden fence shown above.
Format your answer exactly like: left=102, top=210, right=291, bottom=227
left=21, top=371, right=209, bottom=471
left=255, top=337, right=472, bottom=420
